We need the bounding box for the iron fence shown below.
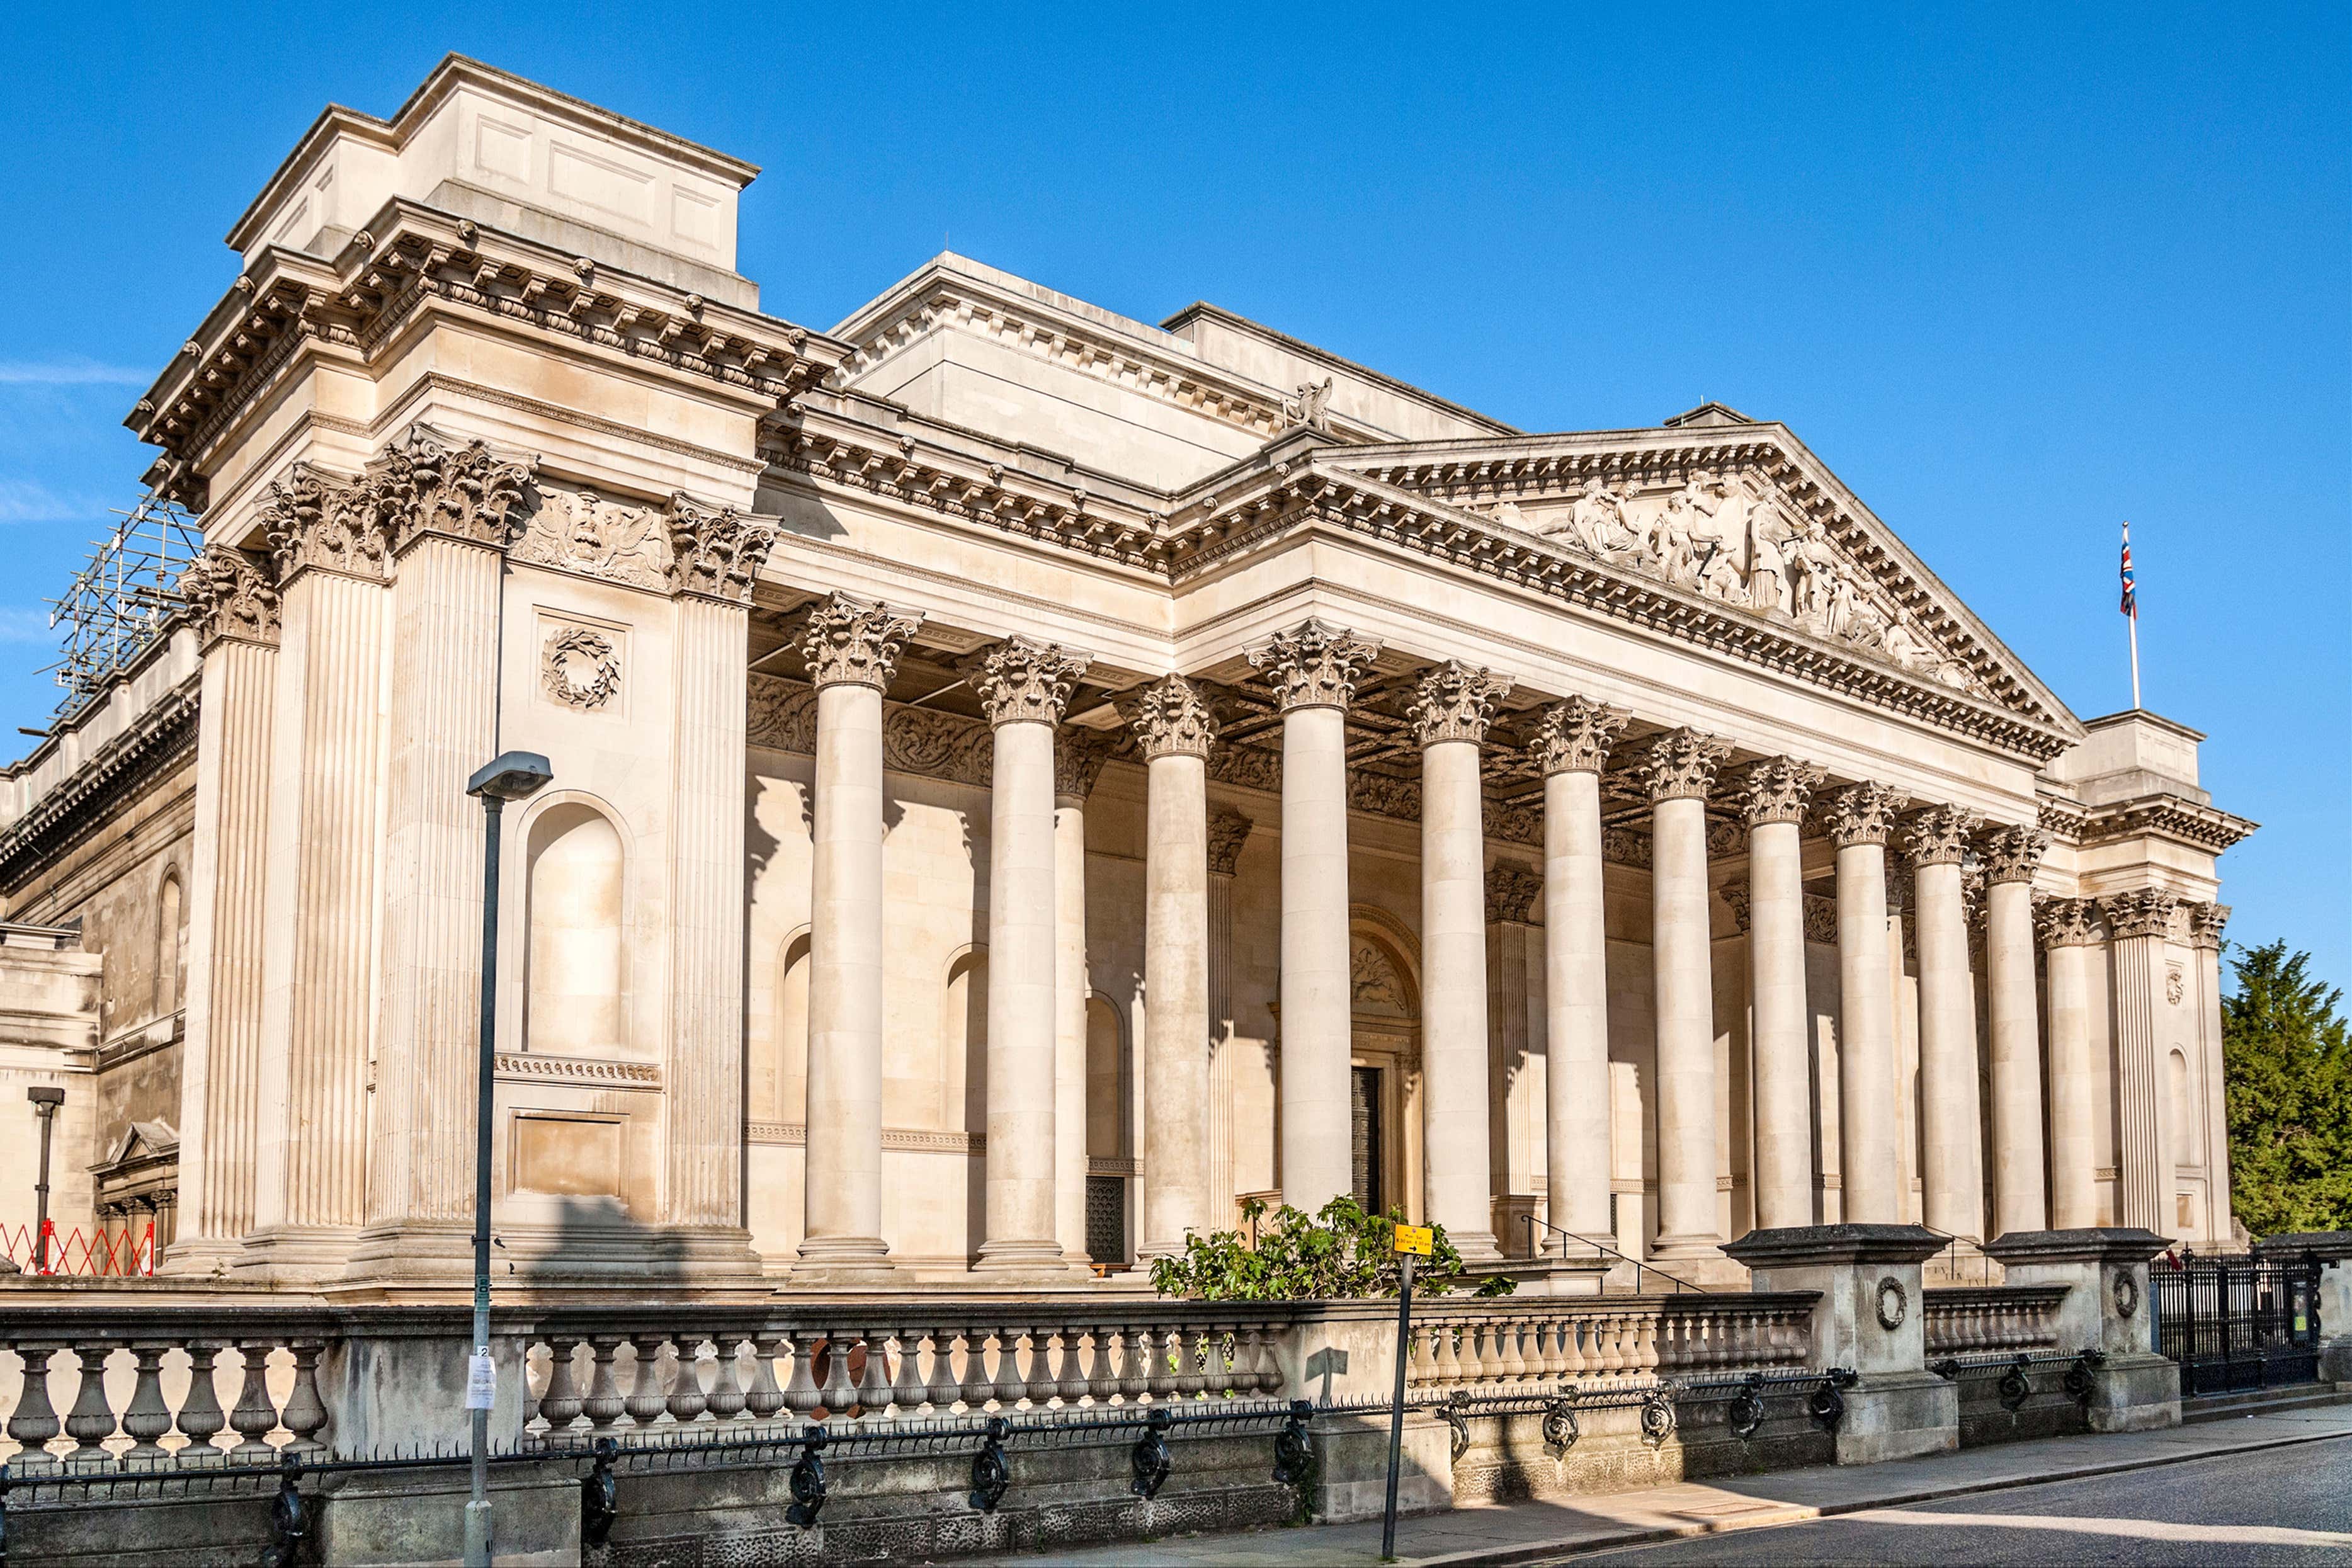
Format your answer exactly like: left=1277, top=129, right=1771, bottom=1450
left=2152, top=1251, right=2322, bottom=1397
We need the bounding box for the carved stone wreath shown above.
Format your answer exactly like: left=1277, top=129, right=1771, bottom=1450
left=1874, top=1276, right=1908, bottom=1332
left=2113, top=1271, right=2140, bottom=1320
left=543, top=625, right=620, bottom=711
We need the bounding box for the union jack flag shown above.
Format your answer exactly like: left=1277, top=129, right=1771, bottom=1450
left=2120, top=521, right=2137, bottom=618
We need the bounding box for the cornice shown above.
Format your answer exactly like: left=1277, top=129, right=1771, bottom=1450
left=0, top=677, right=201, bottom=894
left=2075, top=793, right=2258, bottom=856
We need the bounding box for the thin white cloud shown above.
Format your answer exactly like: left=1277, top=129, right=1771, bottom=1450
left=0, top=480, right=115, bottom=524
left=0, top=360, right=149, bottom=386
left=0, top=608, right=54, bottom=644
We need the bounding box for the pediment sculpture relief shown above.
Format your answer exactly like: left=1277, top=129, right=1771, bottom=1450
left=1492, top=472, right=1986, bottom=697
left=1350, top=940, right=1410, bottom=1018
left=513, top=486, right=673, bottom=591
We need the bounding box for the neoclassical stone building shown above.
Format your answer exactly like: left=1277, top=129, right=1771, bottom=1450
left=0, top=57, right=2254, bottom=1292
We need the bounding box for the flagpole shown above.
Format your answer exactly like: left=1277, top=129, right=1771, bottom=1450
left=2128, top=612, right=2141, bottom=711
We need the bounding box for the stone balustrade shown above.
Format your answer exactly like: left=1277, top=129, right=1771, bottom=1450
left=1405, top=1295, right=1817, bottom=1391
left=1923, top=1285, right=2069, bottom=1356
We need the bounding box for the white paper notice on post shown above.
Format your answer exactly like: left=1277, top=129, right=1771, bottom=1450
left=466, top=1351, right=496, bottom=1410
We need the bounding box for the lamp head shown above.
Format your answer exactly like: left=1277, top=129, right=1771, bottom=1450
left=467, top=751, right=554, bottom=803
left=28, top=1086, right=64, bottom=1111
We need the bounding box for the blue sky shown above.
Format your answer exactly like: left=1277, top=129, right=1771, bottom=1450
left=2, top=4, right=2344, bottom=984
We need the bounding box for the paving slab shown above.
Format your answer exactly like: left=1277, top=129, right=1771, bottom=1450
left=991, top=1402, right=2352, bottom=1566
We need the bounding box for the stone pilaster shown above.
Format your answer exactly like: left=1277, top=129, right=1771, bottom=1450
left=1739, top=758, right=1825, bottom=1231
left=1532, top=697, right=1625, bottom=1246
left=2035, top=897, right=2105, bottom=1229
left=1131, top=676, right=1215, bottom=1259
left=796, top=593, right=921, bottom=1282
left=1906, top=805, right=1984, bottom=1244
left=1245, top=619, right=1378, bottom=1213
left=1205, top=806, right=1251, bottom=1232
left=1821, top=781, right=1909, bottom=1226
left=1409, top=662, right=1512, bottom=1262
left=1639, top=727, right=1731, bottom=1266
left=1054, top=730, right=1111, bottom=1265
left=2187, top=902, right=2233, bottom=1241
left=968, top=637, right=1091, bottom=1275
left=1980, top=826, right=2050, bottom=1237
left=2101, top=889, right=2181, bottom=1234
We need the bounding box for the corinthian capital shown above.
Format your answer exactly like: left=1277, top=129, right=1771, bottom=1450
left=1979, top=824, right=2049, bottom=886
left=1244, top=618, right=1380, bottom=712
left=176, top=544, right=280, bottom=649
left=1484, top=860, right=1543, bottom=925
left=1128, top=674, right=1218, bottom=760
left=1820, top=781, right=1910, bottom=848
left=1407, top=661, right=1512, bottom=746
left=1207, top=806, right=1253, bottom=876
left=369, top=425, right=537, bottom=554
left=1719, top=877, right=1753, bottom=933
left=1904, top=805, right=1983, bottom=867
left=260, top=462, right=384, bottom=582
left=666, top=494, right=778, bottom=605
left=2188, top=902, right=2230, bottom=951
left=1737, top=757, right=1825, bottom=826
left=2033, top=895, right=2103, bottom=949
left=1636, top=727, right=1731, bottom=803
left=798, top=593, right=922, bottom=691
left=2099, top=888, right=2181, bottom=941
left=967, top=637, right=1091, bottom=726
left=1528, top=695, right=1627, bottom=776
left=1055, top=730, right=1113, bottom=803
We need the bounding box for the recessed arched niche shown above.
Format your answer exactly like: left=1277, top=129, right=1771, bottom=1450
left=524, top=802, right=628, bottom=1056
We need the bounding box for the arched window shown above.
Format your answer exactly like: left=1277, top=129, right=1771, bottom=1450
left=751, top=933, right=810, bottom=1123
left=525, top=804, right=627, bottom=1055
left=153, top=871, right=186, bottom=1018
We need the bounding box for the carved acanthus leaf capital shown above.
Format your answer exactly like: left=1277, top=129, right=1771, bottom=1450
left=1719, top=877, right=1753, bottom=933
left=1979, top=824, right=2049, bottom=885
left=1528, top=695, right=1628, bottom=776
left=370, top=425, right=537, bottom=554
left=2033, top=895, right=2103, bottom=949
left=1738, top=757, right=1826, bottom=826
left=967, top=637, right=1091, bottom=727
left=176, top=544, right=280, bottom=649
left=1821, top=781, right=1910, bottom=848
left=1207, top=806, right=1254, bottom=877
left=260, top=462, right=383, bottom=582
left=1904, top=805, right=1984, bottom=867
left=2100, top=888, right=2182, bottom=941
left=1055, top=730, right=1113, bottom=803
left=1407, top=661, right=1512, bottom=747
left=1636, top=727, right=1732, bottom=803
left=1128, top=674, right=1218, bottom=761
left=1484, top=861, right=1544, bottom=925
left=2188, top=901, right=2230, bottom=952
left=666, top=494, right=776, bottom=605
left=1244, top=618, right=1380, bottom=712
left=798, top=593, right=922, bottom=691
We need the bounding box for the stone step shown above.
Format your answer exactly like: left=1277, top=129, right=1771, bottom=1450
left=2180, top=1383, right=2352, bottom=1423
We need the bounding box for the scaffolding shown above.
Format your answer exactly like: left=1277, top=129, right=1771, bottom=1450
left=40, top=491, right=202, bottom=724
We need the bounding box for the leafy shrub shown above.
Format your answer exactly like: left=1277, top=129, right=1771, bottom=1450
left=1147, top=1194, right=1516, bottom=1300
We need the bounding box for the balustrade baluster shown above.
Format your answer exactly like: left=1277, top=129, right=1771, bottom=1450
left=1116, top=1325, right=1149, bottom=1400
left=1083, top=1323, right=1120, bottom=1400
left=227, top=1341, right=279, bottom=1458
left=120, top=1342, right=174, bottom=1460
left=1555, top=1316, right=1586, bottom=1378
left=747, top=1335, right=788, bottom=1424
left=855, top=1329, right=894, bottom=1414
left=62, top=1341, right=122, bottom=1463
left=627, top=1337, right=674, bottom=1429
left=1144, top=1327, right=1183, bottom=1400
left=668, top=1338, right=713, bottom=1426
left=815, top=1329, right=858, bottom=1415
left=889, top=1328, right=929, bottom=1415
left=1404, top=1321, right=1433, bottom=1388
left=923, top=1327, right=967, bottom=1411
left=6, top=1342, right=64, bottom=1467
left=978, top=1327, right=1018, bottom=1407
left=582, top=1338, right=628, bottom=1433
left=280, top=1343, right=331, bottom=1457
left=705, top=1336, right=749, bottom=1424
left=780, top=1331, right=823, bottom=1417
left=176, top=1340, right=229, bottom=1460
left=1055, top=1326, right=1090, bottom=1404
left=1431, top=1317, right=1463, bottom=1387
left=1632, top=1312, right=1661, bottom=1375
left=540, top=1338, right=585, bottom=1435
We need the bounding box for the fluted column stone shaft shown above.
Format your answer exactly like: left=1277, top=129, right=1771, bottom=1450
left=970, top=638, right=1090, bottom=1273
left=1053, top=734, right=1108, bottom=1264
left=1410, top=661, right=1512, bottom=1261
left=1824, top=782, right=1909, bottom=1225
left=797, top=595, right=919, bottom=1278
left=1908, top=807, right=1986, bottom=1242
left=2038, top=898, right=2104, bottom=1229
left=2104, top=889, right=2181, bottom=1233
left=1132, top=677, right=1215, bottom=1258
left=1246, top=620, right=1378, bottom=1214
left=1641, top=729, right=1731, bottom=1258
left=1740, top=759, right=1825, bottom=1231
left=1982, top=827, right=2050, bottom=1236
left=1533, top=698, right=1625, bottom=1246
left=2188, top=903, right=2233, bottom=1239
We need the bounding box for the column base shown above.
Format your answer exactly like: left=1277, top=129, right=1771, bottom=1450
left=156, top=1238, right=243, bottom=1281
left=788, top=1235, right=899, bottom=1290
left=1644, top=1234, right=1749, bottom=1289
left=972, top=1237, right=1084, bottom=1284
left=232, top=1224, right=366, bottom=1283
left=1445, top=1229, right=1503, bottom=1265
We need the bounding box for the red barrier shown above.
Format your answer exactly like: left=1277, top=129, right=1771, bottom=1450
left=2, top=1219, right=156, bottom=1276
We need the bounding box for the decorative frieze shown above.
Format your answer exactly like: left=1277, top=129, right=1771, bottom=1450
left=1635, top=727, right=1731, bottom=803
left=370, top=426, right=536, bottom=554
left=798, top=593, right=922, bottom=691
left=1208, top=741, right=1281, bottom=795
left=746, top=676, right=819, bottom=753
left=513, top=487, right=673, bottom=590
left=1528, top=695, right=1628, bottom=776
left=666, top=494, right=776, bottom=605
left=1820, top=781, right=1909, bottom=847
left=1979, top=824, right=2049, bottom=885
left=542, top=625, right=620, bottom=710
left=967, top=637, right=1091, bottom=727
left=1406, top=661, right=1511, bottom=747
left=2188, top=901, right=2230, bottom=952
left=1244, top=618, right=1380, bottom=712
left=1804, top=892, right=1839, bottom=943
left=1207, top=807, right=1253, bottom=877
left=2033, top=896, right=2103, bottom=949
left=1484, top=861, right=1543, bottom=925
left=177, top=545, right=280, bottom=649
left=1904, top=805, right=1982, bottom=866
left=1055, top=730, right=1113, bottom=802
left=495, top=1053, right=659, bottom=1087
left=2100, top=888, right=2181, bottom=941
left=259, top=462, right=384, bottom=582
left=1737, top=758, right=1825, bottom=826
left=1128, top=674, right=1218, bottom=761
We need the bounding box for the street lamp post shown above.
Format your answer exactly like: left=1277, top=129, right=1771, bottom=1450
left=28, top=1086, right=64, bottom=1273
left=462, top=751, right=552, bottom=1567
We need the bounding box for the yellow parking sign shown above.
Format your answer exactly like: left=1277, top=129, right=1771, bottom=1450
left=1392, top=1223, right=1434, bottom=1257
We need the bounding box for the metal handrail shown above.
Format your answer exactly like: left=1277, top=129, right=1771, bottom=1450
left=1914, top=1219, right=1997, bottom=1286
left=1520, top=1214, right=1710, bottom=1295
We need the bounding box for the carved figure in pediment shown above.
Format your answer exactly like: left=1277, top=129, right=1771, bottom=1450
left=1286, top=377, right=1335, bottom=432
left=514, top=487, right=671, bottom=589
left=1743, top=496, right=1797, bottom=616
left=1349, top=941, right=1409, bottom=1016
left=1785, top=516, right=1843, bottom=628
left=1558, top=479, right=1640, bottom=559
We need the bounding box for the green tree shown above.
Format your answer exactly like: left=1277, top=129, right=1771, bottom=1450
left=2223, top=941, right=2352, bottom=1236
left=1147, top=1194, right=1516, bottom=1301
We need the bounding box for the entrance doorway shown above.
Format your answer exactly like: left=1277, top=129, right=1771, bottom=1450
left=1351, top=1066, right=1385, bottom=1215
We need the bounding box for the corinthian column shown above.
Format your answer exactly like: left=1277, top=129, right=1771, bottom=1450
left=1907, top=805, right=1986, bottom=1242
left=2102, top=889, right=2181, bottom=1233
left=1130, top=676, right=1215, bottom=1258
left=1246, top=618, right=1380, bottom=1213
left=1408, top=661, right=1513, bottom=1261
left=1533, top=698, right=1625, bottom=1247
left=1980, top=826, right=2050, bottom=1237
left=1737, top=758, right=1825, bottom=1231
left=795, top=593, right=921, bottom=1282
left=1822, top=781, right=1909, bottom=1225
left=164, top=545, right=280, bottom=1274
left=969, top=637, right=1091, bottom=1274
left=2188, top=902, right=2233, bottom=1240
left=1054, top=732, right=1111, bottom=1266
left=1206, top=807, right=1252, bottom=1231
left=1640, top=727, right=1732, bottom=1264
left=2036, top=897, right=2104, bottom=1229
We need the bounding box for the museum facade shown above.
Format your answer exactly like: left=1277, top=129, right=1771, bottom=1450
left=0, top=57, right=2254, bottom=1293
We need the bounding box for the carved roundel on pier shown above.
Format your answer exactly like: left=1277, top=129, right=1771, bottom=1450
left=543, top=625, right=620, bottom=710
left=2113, top=1271, right=2140, bottom=1320
left=1874, top=1275, right=1908, bottom=1331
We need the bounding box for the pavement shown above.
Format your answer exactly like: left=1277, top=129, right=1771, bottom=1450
left=995, top=1396, right=2352, bottom=1566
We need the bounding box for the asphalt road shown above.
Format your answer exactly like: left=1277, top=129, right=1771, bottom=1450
left=1566, top=1434, right=2352, bottom=1566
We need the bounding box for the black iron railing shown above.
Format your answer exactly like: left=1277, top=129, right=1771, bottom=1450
left=2151, top=1251, right=2323, bottom=1397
